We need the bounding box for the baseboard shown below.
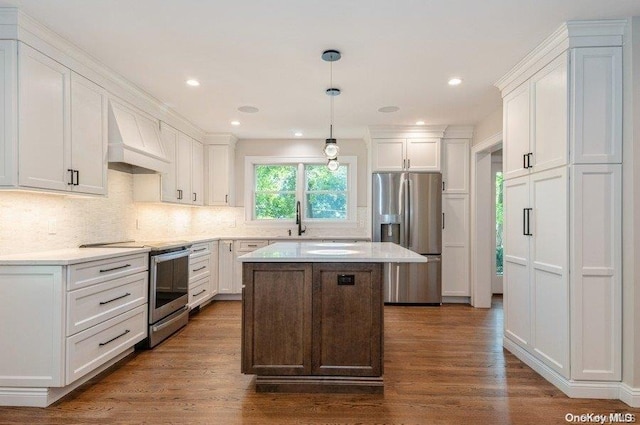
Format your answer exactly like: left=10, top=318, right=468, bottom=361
left=442, top=296, right=471, bottom=304
left=0, top=348, right=134, bottom=407
left=619, top=383, right=640, bottom=408
left=503, top=338, right=621, bottom=401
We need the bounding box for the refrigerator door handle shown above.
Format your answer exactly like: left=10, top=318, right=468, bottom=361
left=405, top=178, right=411, bottom=247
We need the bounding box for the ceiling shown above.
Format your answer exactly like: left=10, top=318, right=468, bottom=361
left=1, top=0, right=639, bottom=139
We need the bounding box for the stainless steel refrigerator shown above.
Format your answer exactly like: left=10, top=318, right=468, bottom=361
left=372, top=172, right=442, bottom=304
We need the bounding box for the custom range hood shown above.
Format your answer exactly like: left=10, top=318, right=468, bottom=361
left=108, top=99, right=170, bottom=174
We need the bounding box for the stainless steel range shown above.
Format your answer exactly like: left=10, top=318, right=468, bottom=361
left=81, top=240, right=192, bottom=347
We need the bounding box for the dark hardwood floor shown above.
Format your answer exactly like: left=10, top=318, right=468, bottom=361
left=0, top=297, right=637, bottom=424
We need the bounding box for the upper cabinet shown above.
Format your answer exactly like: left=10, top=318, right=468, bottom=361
left=441, top=139, right=469, bottom=193
left=133, top=123, right=204, bottom=205
left=0, top=42, right=107, bottom=195
left=371, top=138, right=440, bottom=172
left=205, top=134, right=237, bottom=206
left=503, top=46, right=621, bottom=181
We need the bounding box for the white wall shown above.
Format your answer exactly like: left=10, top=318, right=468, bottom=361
left=473, top=107, right=503, bottom=146
left=622, top=16, right=640, bottom=390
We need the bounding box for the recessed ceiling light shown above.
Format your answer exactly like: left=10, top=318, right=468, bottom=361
left=231, top=121, right=240, bottom=126
left=294, top=132, right=303, bottom=137
left=448, top=78, right=462, bottom=86
left=416, top=121, right=425, bottom=125
left=238, top=106, right=259, bottom=113
left=378, top=106, right=400, bottom=113
left=186, top=79, right=200, bottom=87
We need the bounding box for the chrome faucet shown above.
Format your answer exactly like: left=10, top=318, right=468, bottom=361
left=296, top=201, right=306, bottom=236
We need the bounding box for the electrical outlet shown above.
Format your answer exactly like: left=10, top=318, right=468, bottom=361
left=48, top=218, right=57, bottom=235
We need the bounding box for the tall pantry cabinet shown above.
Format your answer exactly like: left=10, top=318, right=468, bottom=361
left=497, top=21, right=623, bottom=388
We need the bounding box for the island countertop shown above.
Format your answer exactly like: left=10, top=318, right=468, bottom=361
left=237, top=241, right=427, bottom=263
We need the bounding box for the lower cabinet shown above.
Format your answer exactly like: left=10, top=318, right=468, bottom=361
left=188, top=241, right=217, bottom=309
left=218, top=240, right=235, bottom=294
left=242, top=262, right=383, bottom=389
left=442, top=194, right=470, bottom=297
left=0, top=252, right=149, bottom=406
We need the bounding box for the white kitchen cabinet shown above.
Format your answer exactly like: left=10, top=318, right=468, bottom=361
left=503, top=168, right=569, bottom=378
left=0, top=252, right=148, bottom=407
left=442, top=194, right=469, bottom=297
left=570, top=47, right=622, bottom=164
left=218, top=240, right=235, bottom=294
left=18, top=43, right=71, bottom=191
left=0, top=42, right=107, bottom=195
left=133, top=123, right=204, bottom=205
left=499, top=28, right=624, bottom=389
left=371, top=138, right=440, bottom=172
left=234, top=240, right=268, bottom=294
left=70, top=72, right=108, bottom=195
left=442, top=139, right=469, bottom=193
left=188, top=241, right=216, bottom=309
left=205, top=143, right=235, bottom=206
left=570, top=165, right=621, bottom=381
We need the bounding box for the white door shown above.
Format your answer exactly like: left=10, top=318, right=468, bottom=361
left=18, top=43, right=71, bottom=191
left=530, top=167, right=569, bottom=378
left=371, top=139, right=405, bottom=171
left=207, top=145, right=231, bottom=205
left=70, top=73, right=107, bottom=195
left=442, top=194, right=469, bottom=296
left=160, top=124, right=179, bottom=202
left=531, top=53, right=568, bottom=173
left=175, top=133, right=192, bottom=204
left=442, top=139, right=469, bottom=193
left=217, top=241, right=234, bottom=293
left=406, top=138, right=440, bottom=171
left=503, top=175, right=531, bottom=348
left=191, top=141, right=204, bottom=205
left=503, top=83, right=530, bottom=180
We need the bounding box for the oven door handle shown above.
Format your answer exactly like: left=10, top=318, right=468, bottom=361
left=152, top=306, right=188, bottom=333
left=152, top=249, right=190, bottom=264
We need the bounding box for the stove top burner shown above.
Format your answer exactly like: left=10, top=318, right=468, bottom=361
left=80, top=240, right=192, bottom=251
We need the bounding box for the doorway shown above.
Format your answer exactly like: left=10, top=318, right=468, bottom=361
left=491, top=151, right=503, bottom=295
left=470, top=132, right=502, bottom=308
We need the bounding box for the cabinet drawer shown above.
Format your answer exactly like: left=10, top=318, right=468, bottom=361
left=190, top=242, right=211, bottom=258
left=66, top=304, right=147, bottom=384
left=67, top=272, right=148, bottom=335
left=237, top=240, right=268, bottom=251
left=189, top=276, right=210, bottom=308
left=68, top=253, right=148, bottom=290
left=189, top=255, right=210, bottom=282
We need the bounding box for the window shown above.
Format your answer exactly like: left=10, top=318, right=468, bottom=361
left=246, top=157, right=356, bottom=224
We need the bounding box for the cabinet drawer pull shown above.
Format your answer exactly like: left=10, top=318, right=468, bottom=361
left=193, top=289, right=206, bottom=297
left=99, top=264, right=131, bottom=273
left=225, top=194, right=228, bottom=203
left=247, top=244, right=258, bottom=248
left=442, top=181, right=445, bottom=191
left=407, top=159, right=411, bottom=169
left=193, top=266, right=206, bottom=272
left=99, top=292, right=131, bottom=305
left=193, top=192, right=197, bottom=202
left=74, top=170, right=79, bottom=186
left=98, top=329, right=130, bottom=347
left=193, top=248, right=207, bottom=253
left=68, top=169, right=74, bottom=185
left=338, top=274, right=355, bottom=285
left=442, top=213, right=445, bottom=229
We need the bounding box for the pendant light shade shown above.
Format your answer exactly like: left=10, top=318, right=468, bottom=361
left=322, top=50, right=341, bottom=169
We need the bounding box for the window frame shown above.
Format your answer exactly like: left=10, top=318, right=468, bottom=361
left=244, top=156, right=357, bottom=226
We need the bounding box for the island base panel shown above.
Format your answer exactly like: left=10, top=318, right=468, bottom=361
left=255, top=375, right=384, bottom=394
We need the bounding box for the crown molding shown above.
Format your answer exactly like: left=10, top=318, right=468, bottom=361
left=0, top=7, right=204, bottom=141
left=495, top=19, right=627, bottom=95
left=367, top=125, right=448, bottom=139
left=443, top=125, right=474, bottom=139
left=203, top=133, right=238, bottom=147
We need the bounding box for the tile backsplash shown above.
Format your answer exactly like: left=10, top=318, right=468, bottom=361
left=0, top=170, right=369, bottom=255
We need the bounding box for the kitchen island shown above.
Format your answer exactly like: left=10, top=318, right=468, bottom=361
left=238, top=242, right=427, bottom=393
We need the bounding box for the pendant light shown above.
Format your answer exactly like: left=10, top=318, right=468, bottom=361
left=322, top=49, right=341, bottom=170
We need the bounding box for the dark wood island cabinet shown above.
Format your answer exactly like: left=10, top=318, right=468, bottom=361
left=239, top=242, right=427, bottom=393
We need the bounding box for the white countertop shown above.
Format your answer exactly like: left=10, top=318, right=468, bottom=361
left=0, top=247, right=150, bottom=266
left=237, top=242, right=427, bottom=263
